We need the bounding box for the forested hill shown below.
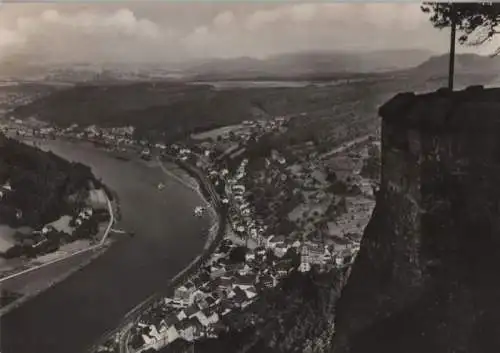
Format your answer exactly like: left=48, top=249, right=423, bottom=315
left=0, top=135, right=97, bottom=228
left=10, top=82, right=274, bottom=141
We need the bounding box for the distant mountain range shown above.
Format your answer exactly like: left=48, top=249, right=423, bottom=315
left=182, top=49, right=437, bottom=79
left=1, top=49, right=499, bottom=82
left=414, top=53, right=500, bottom=76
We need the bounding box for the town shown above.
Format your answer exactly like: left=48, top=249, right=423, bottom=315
left=0, top=113, right=379, bottom=352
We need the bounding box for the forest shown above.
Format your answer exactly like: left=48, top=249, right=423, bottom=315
left=0, top=134, right=98, bottom=228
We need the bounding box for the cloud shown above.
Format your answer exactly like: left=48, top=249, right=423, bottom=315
left=213, top=10, right=235, bottom=28
left=0, top=28, right=25, bottom=48
left=0, top=7, right=171, bottom=63
left=289, top=4, right=317, bottom=23
left=0, top=3, right=452, bottom=65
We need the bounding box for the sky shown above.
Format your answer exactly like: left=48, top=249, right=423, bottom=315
left=0, top=1, right=497, bottom=66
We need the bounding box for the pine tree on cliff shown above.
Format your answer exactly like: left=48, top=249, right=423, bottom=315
left=422, top=2, right=500, bottom=90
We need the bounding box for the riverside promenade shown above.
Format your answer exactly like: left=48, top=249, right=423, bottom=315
left=86, top=154, right=227, bottom=353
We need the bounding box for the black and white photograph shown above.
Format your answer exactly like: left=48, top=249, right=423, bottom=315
left=0, top=1, right=500, bottom=353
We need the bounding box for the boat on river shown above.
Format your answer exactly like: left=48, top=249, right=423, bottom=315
left=194, top=206, right=204, bottom=217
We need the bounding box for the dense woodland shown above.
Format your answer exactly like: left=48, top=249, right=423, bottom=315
left=0, top=134, right=97, bottom=228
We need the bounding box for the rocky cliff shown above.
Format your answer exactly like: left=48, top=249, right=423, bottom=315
left=332, top=86, right=500, bottom=353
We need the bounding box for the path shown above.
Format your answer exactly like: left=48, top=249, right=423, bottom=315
left=0, top=196, right=114, bottom=285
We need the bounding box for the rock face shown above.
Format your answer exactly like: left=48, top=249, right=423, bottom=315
left=332, top=87, right=500, bottom=353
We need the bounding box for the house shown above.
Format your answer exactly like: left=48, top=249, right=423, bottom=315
left=218, top=299, right=234, bottom=316
left=244, top=252, right=255, bottom=263
left=232, top=184, right=245, bottom=194
left=323, top=247, right=333, bottom=262
left=174, top=282, right=196, bottom=303
left=332, top=238, right=352, bottom=252
left=232, top=287, right=253, bottom=309
left=204, top=295, right=218, bottom=308
left=267, top=235, right=285, bottom=249
left=163, top=313, right=180, bottom=329
left=176, top=318, right=203, bottom=342
left=273, top=243, right=289, bottom=258
left=168, top=298, right=187, bottom=309
left=176, top=310, right=187, bottom=321
left=243, top=286, right=258, bottom=299
left=148, top=325, right=162, bottom=341
left=189, top=289, right=207, bottom=306
left=255, top=246, right=266, bottom=256
left=164, top=325, right=180, bottom=344
left=215, top=276, right=233, bottom=291
left=141, top=334, right=155, bottom=347
left=275, top=259, right=293, bottom=278
left=182, top=304, right=201, bottom=319
left=259, top=274, right=277, bottom=288
left=233, top=275, right=256, bottom=291
left=227, top=262, right=245, bottom=274
left=194, top=308, right=220, bottom=327
left=209, top=265, right=226, bottom=279
left=291, top=240, right=301, bottom=248
left=237, top=263, right=253, bottom=276
left=301, top=243, right=325, bottom=267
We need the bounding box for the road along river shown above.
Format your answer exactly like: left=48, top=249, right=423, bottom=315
left=0, top=140, right=211, bottom=353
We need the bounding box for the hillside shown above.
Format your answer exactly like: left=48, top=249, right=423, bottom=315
left=10, top=77, right=391, bottom=141
left=0, top=134, right=97, bottom=228
left=10, top=66, right=497, bottom=144
left=185, top=49, right=436, bottom=80
left=332, top=86, right=500, bottom=353
left=415, top=53, right=500, bottom=76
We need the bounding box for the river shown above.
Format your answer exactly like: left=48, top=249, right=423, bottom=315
left=0, top=140, right=210, bottom=353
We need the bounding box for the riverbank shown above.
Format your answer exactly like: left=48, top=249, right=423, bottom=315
left=0, top=137, right=212, bottom=353
left=88, top=154, right=227, bottom=353
left=0, top=187, right=116, bottom=317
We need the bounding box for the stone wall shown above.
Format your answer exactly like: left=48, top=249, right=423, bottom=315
left=332, top=86, right=500, bottom=353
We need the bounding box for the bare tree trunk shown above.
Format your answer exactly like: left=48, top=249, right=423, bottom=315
left=449, top=5, right=457, bottom=90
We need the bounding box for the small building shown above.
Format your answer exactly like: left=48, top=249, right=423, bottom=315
left=274, top=243, right=289, bottom=258
left=174, top=282, right=196, bottom=303
left=300, top=243, right=325, bottom=272
left=183, top=304, right=201, bottom=319
left=209, top=265, right=226, bottom=279
left=176, top=318, right=203, bottom=342
left=275, top=259, right=293, bottom=278
left=194, top=308, right=220, bottom=327
left=267, top=235, right=285, bottom=249
left=259, top=274, right=277, bottom=289
left=244, top=252, right=255, bottom=263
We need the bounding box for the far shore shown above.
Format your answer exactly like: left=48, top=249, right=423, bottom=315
left=0, top=138, right=117, bottom=316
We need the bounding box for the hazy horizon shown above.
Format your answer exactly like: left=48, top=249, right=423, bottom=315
left=1, top=2, right=498, bottom=68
